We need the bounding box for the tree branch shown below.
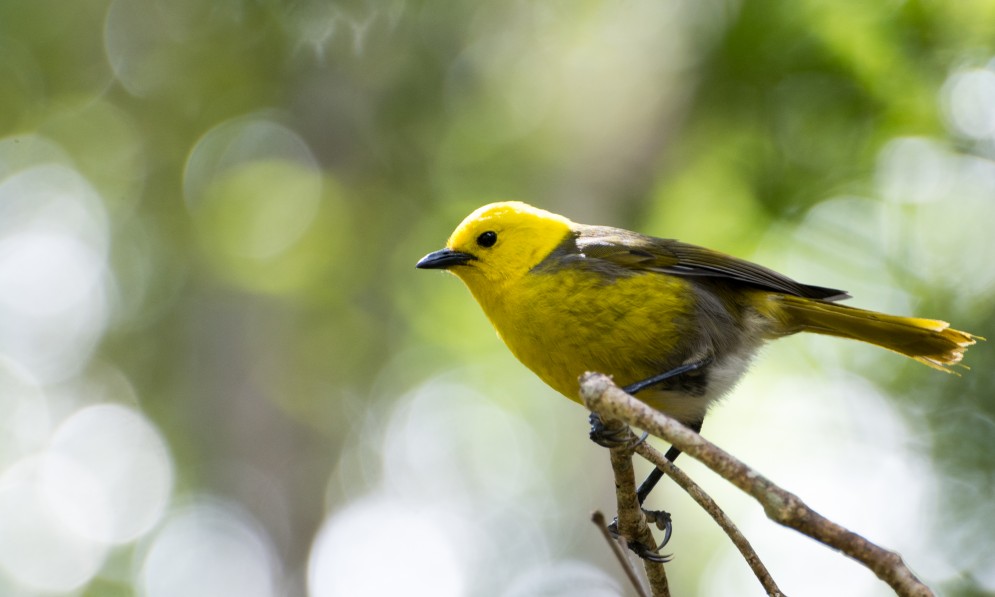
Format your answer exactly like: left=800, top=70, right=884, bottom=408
left=635, top=441, right=783, bottom=596
left=580, top=372, right=934, bottom=597
left=598, top=417, right=670, bottom=596
left=591, top=510, right=651, bottom=597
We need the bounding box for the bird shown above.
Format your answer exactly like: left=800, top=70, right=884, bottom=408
left=416, top=200, right=977, bottom=550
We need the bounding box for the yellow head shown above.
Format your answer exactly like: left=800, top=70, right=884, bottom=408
left=416, top=201, right=573, bottom=288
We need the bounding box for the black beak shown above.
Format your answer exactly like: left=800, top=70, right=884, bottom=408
left=416, top=248, right=476, bottom=269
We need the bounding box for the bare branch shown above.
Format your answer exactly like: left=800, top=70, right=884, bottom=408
left=580, top=372, right=934, bottom=597
left=635, top=442, right=784, bottom=596
left=598, top=417, right=670, bottom=597
left=591, top=510, right=650, bottom=597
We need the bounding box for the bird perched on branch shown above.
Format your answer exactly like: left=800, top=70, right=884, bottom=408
left=416, top=201, right=978, bottom=547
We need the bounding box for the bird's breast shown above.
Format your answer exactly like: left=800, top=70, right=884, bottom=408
left=479, top=268, right=701, bottom=403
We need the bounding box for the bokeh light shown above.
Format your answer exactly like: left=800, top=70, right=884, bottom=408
left=381, top=378, right=544, bottom=504
left=0, top=357, right=49, bottom=471
left=876, top=137, right=995, bottom=298
left=0, top=456, right=108, bottom=593
left=45, top=404, right=172, bottom=544
left=942, top=64, right=995, bottom=140
left=0, top=163, right=110, bottom=382
left=183, top=114, right=338, bottom=294
left=308, top=496, right=464, bottom=597
left=140, top=499, right=279, bottom=597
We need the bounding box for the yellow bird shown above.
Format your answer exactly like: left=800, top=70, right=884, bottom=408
left=417, top=201, right=976, bottom=428
left=417, top=201, right=979, bottom=532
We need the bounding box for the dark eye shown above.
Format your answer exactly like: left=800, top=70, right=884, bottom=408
left=476, top=231, right=497, bottom=248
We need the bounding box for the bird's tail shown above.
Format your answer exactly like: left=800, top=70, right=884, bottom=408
left=769, top=295, right=979, bottom=371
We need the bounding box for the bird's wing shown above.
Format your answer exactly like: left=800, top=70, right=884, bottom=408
left=575, top=225, right=849, bottom=301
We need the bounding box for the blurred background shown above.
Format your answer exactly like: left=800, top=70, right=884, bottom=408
left=0, top=0, right=993, bottom=595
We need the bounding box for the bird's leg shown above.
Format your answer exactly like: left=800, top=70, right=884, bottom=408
left=604, top=420, right=703, bottom=559
left=595, top=358, right=711, bottom=561
left=624, top=357, right=710, bottom=507
left=587, top=356, right=710, bottom=448
left=635, top=420, right=703, bottom=506
left=622, top=357, right=712, bottom=395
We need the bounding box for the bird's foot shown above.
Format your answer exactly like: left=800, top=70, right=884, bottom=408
left=606, top=509, right=674, bottom=563
left=589, top=412, right=646, bottom=448
left=644, top=509, right=673, bottom=548
left=628, top=540, right=672, bottom=563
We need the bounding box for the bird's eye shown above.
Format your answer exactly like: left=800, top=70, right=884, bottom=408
left=476, top=231, right=497, bottom=248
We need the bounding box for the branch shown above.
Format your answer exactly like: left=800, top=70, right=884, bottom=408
left=635, top=441, right=783, bottom=596
left=591, top=511, right=650, bottom=597
left=580, top=372, right=934, bottom=597
left=589, top=410, right=776, bottom=596
left=598, top=417, right=670, bottom=596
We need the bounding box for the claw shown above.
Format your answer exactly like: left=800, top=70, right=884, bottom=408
left=643, top=510, right=673, bottom=548
left=589, top=413, right=649, bottom=449
left=588, top=412, right=632, bottom=448
left=606, top=509, right=674, bottom=562
left=607, top=517, right=620, bottom=539
left=627, top=539, right=672, bottom=563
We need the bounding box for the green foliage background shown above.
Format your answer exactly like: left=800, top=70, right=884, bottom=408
left=1, top=0, right=993, bottom=595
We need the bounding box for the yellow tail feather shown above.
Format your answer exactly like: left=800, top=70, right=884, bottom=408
left=771, top=295, right=979, bottom=372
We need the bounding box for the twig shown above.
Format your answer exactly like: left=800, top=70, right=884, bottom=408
left=635, top=442, right=784, bottom=596
left=600, top=418, right=670, bottom=597
left=580, top=372, right=934, bottom=597
left=592, top=510, right=650, bottom=597
left=612, top=448, right=671, bottom=597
